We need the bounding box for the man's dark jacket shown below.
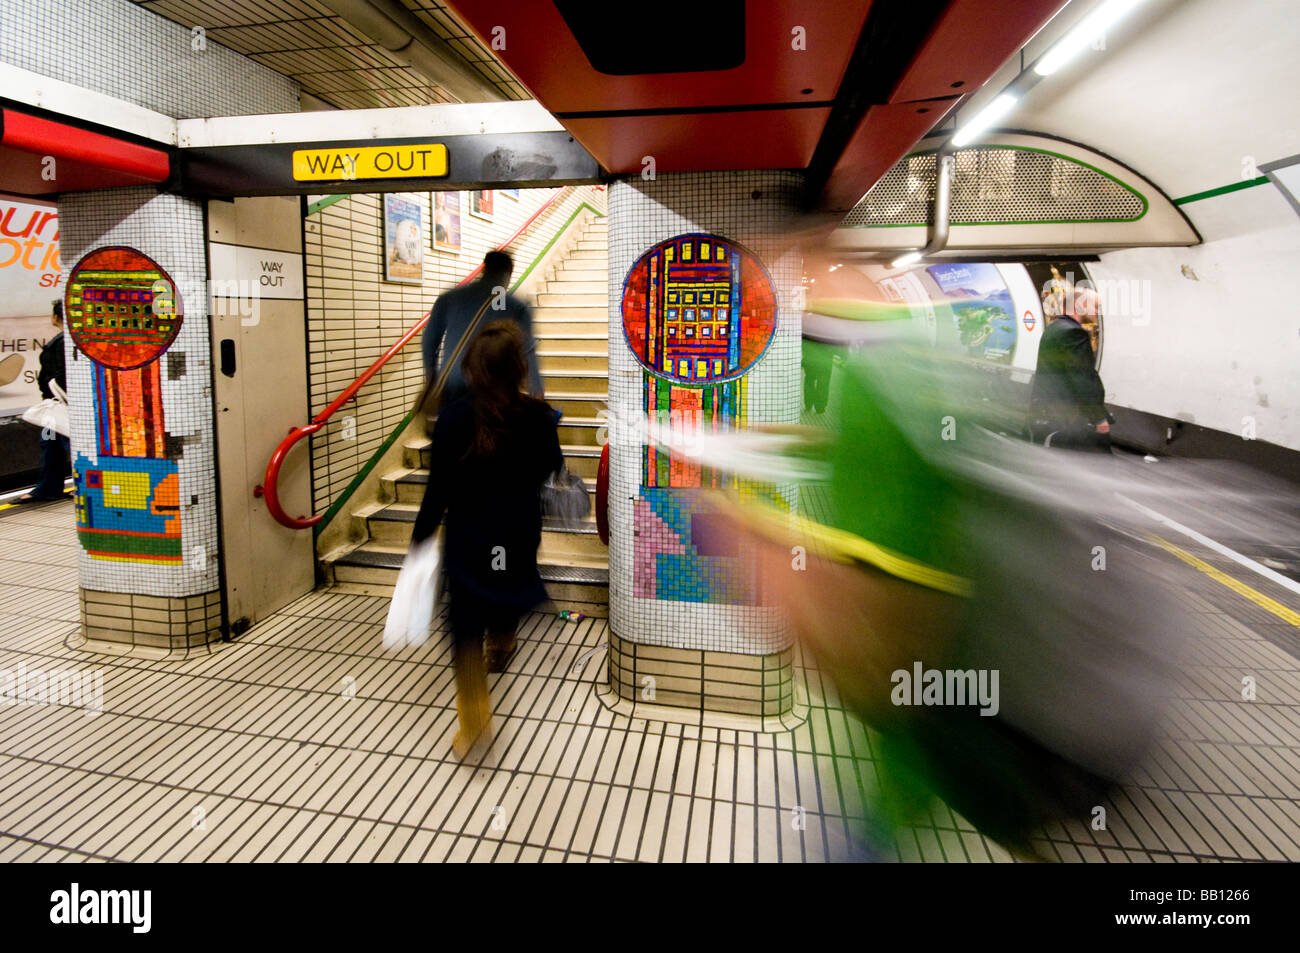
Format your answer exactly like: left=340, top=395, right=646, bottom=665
left=422, top=281, right=542, bottom=402
left=1030, top=316, right=1107, bottom=428
left=37, top=331, right=65, bottom=399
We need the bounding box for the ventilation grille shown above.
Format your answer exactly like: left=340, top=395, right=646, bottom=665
left=842, top=147, right=1146, bottom=227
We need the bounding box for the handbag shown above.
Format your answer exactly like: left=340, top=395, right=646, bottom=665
left=382, top=532, right=444, bottom=650
left=541, top=466, right=590, bottom=527
left=21, top=381, right=70, bottom=438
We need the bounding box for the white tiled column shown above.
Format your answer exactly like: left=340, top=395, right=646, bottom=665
left=604, top=172, right=804, bottom=715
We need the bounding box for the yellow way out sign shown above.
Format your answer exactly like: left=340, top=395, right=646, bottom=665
left=292, top=143, right=448, bottom=181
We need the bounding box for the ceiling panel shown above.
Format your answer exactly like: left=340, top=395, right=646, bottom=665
left=563, top=108, right=832, bottom=175
left=134, top=0, right=529, bottom=109
left=445, top=0, right=871, bottom=113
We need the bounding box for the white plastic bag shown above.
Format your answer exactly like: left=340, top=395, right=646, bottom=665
left=382, top=533, right=444, bottom=650
left=21, top=381, right=70, bottom=438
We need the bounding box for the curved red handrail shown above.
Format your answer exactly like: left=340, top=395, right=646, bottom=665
left=256, top=185, right=575, bottom=529
left=596, top=441, right=610, bottom=545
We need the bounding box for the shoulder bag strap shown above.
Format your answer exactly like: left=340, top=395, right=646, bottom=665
left=411, top=291, right=497, bottom=419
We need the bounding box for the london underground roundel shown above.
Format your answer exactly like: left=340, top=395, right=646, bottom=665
left=65, top=246, right=183, bottom=370
left=621, top=234, right=777, bottom=384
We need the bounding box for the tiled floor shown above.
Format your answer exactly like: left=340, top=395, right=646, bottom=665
left=1, top=496, right=1298, bottom=862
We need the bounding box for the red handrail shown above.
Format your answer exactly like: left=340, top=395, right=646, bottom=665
left=256, top=186, right=575, bottom=529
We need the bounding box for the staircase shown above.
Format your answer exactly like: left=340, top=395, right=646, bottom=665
left=324, top=215, right=611, bottom=615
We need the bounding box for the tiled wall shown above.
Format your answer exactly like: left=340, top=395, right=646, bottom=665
left=31, top=0, right=302, bottom=650
left=0, top=0, right=299, bottom=118
left=59, top=189, right=218, bottom=600
left=607, top=173, right=804, bottom=657
left=303, top=186, right=605, bottom=517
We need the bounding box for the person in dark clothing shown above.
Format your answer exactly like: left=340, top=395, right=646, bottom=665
left=802, top=338, right=834, bottom=416
left=20, top=300, right=71, bottom=503
left=411, top=320, right=563, bottom=758
left=1029, top=284, right=1111, bottom=452
left=422, top=250, right=544, bottom=406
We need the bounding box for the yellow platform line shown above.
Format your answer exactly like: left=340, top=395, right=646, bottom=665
left=1149, top=534, right=1300, bottom=628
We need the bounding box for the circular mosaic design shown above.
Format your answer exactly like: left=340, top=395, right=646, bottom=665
left=65, top=246, right=182, bottom=370
left=621, top=233, right=777, bottom=384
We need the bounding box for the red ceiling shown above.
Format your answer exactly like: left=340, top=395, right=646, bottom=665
left=563, top=107, right=832, bottom=175
left=449, top=0, right=1069, bottom=210
left=820, top=0, right=1069, bottom=211
left=452, top=1, right=871, bottom=114
left=0, top=108, right=170, bottom=196
left=448, top=0, right=871, bottom=175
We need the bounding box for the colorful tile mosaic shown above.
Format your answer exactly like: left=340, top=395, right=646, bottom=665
left=632, top=488, right=763, bottom=606
left=607, top=173, right=803, bottom=655
left=622, top=233, right=776, bottom=384
left=66, top=246, right=182, bottom=369
left=64, top=245, right=184, bottom=567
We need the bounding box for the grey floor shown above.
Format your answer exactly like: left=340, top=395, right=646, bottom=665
left=0, top=492, right=1298, bottom=862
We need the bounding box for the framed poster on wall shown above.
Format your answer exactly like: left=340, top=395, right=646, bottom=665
left=924, top=262, right=1016, bottom=365
left=384, top=193, right=424, bottom=284
left=433, top=190, right=461, bottom=253
left=468, top=189, right=494, bottom=221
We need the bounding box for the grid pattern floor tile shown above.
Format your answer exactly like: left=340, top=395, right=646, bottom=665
left=1, top=498, right=1298, bottom=862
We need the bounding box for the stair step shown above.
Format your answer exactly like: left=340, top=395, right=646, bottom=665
left=532, top=305, right=606, bottom=320
left=388, top=468, right=597, bottom=503
left=539, top=353, right=607, bottom=374
left=543, top=279, right=605, bottom=294
left=328, top=544, right=608, bottom=607
left=574, top=240, right=606, bottom=251
left=361, top=504, right=603, bottom=551
left=558, top=257, right=607, bottom=272
left=533, top=335, right=607, bottom=354
left=540, top=368, right=607, bottom=394
left=533, top=319, right=608, bottom=336
left=568, top=249, right=607, bottom=260
left=537, top=292, right=607, bottom=308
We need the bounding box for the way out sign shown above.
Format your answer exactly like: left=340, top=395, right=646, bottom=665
left=291, top=143, right=448, bottom=181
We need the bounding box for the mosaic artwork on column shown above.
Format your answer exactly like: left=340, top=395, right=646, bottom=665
left=621, top=233, right=778, bottom=605
left=65, top=246, right=183, bottom=565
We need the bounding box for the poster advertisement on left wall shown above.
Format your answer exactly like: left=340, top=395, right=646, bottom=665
left=0, top=194, right=62, bottom=415
left=384, top=193, right=424, bottom=284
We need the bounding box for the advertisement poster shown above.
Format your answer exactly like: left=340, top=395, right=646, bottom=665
left=383, top=193, right=424, bottom=284
left=469, top=189, right=494, bottom=221
left=1, top=195, right=61, bottom=414
left=925, top=262, right=1016, bottom=364
left=433, top=190, right=461, bottom=253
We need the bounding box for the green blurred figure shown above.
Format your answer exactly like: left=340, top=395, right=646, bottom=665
left=738, top=339, right=1177, bottom=860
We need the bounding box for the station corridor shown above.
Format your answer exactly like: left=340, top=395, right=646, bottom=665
left=3, top=482, right=1298, bottom=864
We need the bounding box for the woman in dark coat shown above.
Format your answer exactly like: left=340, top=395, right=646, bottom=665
left=411, top=320, right=563, bottom=758
left=20, top=300, right=70, bottom=503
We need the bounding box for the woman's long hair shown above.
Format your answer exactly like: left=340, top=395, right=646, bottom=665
left=461, top=319, right=530, bottom=456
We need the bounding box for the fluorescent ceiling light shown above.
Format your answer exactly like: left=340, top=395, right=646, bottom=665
left=1035, top=0, right=1143, bottom=76
left=891, top=251, right=922, bottom=268
left=952, top=93, right=1018, bottom=147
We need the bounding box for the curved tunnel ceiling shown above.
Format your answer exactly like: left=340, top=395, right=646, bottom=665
left=830, top=131, right=1200, bottom=255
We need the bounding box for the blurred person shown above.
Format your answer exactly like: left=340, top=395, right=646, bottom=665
left=801, top=338, right=834, bottom=416
left=410, top=321, right=563, bottom=758
left=18, top=300, right=70, bottom=503
left=724, top=340, right=1179, bottom=859
left=422, top=251, right=543, bottom=410
left=1030, top=280, right=1111, bottom=452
